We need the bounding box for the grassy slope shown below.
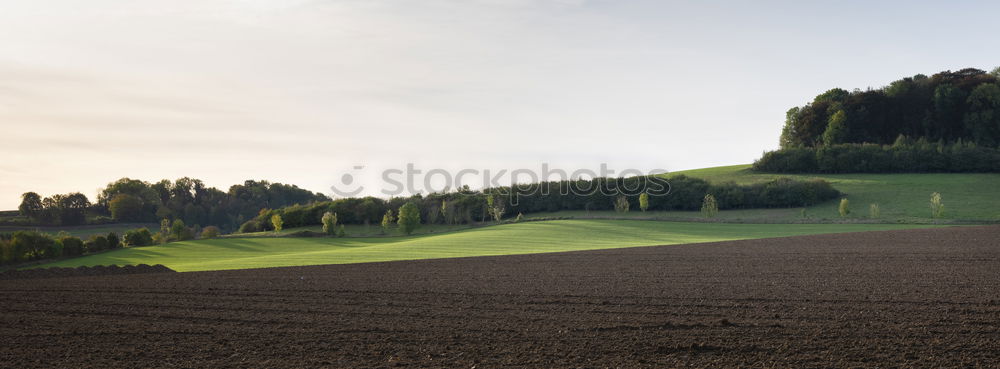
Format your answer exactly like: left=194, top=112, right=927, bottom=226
left=530, top=165, right=1000, bottom=223
left=36, top=220, right=939, bottom=272
left=671, top=165, right=1000, bottom=221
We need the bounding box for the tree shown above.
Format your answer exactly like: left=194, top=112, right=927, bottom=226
left=57, top=193, right=91, bottom=226
left=930, top=192, right=944, bottom=218
left=337, top=224, right=346, bottom=238
left=201, top=226, right=221, bottom=239
left=869, top=203, right=880, bottom=219
left=614, top=196, right=630, bottom=213
left=822, top=110, right=848, bottom=146
left=486, top=195, right=505, bottom=222
left=381, top=210, right=395, bottom=235
left=106, top=232, right=121, bottom=249
left=838, top=198, right=851, bottom=217
left=964, top=83, right=1000, bottom=146
left=158, top=219, right=171, bottom=243
left=397, top=202, right=420, bottom=235
left=271, top=214, right=284, bottom=233
left=321, top=212, right=338, bottom=235
left=171, top=219, right=193, bottom=241
left=18, top=192, right=43, bottom=220
left=109, top=194, right=144, bottom=222
left=700, top=194, right=718, bottom=218
left=639, top=193, right=650, bottom=212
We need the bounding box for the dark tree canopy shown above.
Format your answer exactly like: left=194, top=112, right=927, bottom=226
left=779, top=68, right=1000, bottom=148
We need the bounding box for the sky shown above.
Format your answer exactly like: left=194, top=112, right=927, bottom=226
left=1, top=0, right=999, bottom=208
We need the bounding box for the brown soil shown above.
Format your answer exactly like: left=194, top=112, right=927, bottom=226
left=0, top=264, right=175, bottom=280
left=1, top=226, right=999, bottom=368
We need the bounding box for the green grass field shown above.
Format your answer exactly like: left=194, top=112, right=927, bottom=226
left=35, top=220, right=941, bottom=272
left=0, top=223, right=159, bottom=239
left=526, top=165, right=1000, bottom=223
left=667, top=165, right=1000, bottom=222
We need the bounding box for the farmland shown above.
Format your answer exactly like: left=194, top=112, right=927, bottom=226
left=3, top=226, right=999, bottom=368
left=31, top=220, right=937, bottom=272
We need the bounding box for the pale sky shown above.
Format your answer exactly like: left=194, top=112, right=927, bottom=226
left=1, top=0, right=998, bottom=208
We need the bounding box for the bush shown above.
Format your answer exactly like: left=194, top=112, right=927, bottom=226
left=201, top=226, right=221, bottom=239
left=61, top=236, right=85, bottom=256
left=337, top=224, right=346, bottom=238
left=123, top=228, right=154, bottom=247
left=85, top=235, right=109, bottom=253
left=239, top=220, right=262, bottom=233
left=11, top=231, right=55, bottom=261
left=869, top=203, right=880, bottom=219
left=839, top=199, right=850, bottom=217
left=271, top=215, right=283, bottom=233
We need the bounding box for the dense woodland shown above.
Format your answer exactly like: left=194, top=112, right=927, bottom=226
left=756, top=67, right=1000, bottom=173
left=14, top=178, right=329, bottom=229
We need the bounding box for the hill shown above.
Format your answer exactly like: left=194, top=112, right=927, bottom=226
left=30, top=220, right=936, bottom=272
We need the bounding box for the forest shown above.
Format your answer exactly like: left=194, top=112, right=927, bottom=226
left=757, top=68, right=1000, bottom=173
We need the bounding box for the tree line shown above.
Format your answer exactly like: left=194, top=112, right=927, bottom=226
left=16, top=178, right=329, bottom=229
left=241, top=176, right=840, bottom=232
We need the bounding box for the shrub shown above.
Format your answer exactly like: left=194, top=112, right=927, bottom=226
left=61, top=236, right=85, bottom=256
left=85, top=235, right=109, bottom=253
left=639, top=193, right=649, bottom=212
left=123, top=228, right=154, bottom=247
left=839, top=198, right=850, bottom=217
left=11, top=231, right=55, bottom=261
left=869, top=203, right=880, bottom=219
left=337, top=224, right=346, bottom=238
left=930, top=192, right=944, bottom=218
left=201, top=226, right=221, bottom=239
left=754, top=142, right=1000, bottom=173
left=239, top=220, right=262, bottom=233
left=701, top=194, right=719, bottom=218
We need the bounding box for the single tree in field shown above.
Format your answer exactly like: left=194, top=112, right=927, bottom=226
left=869, top=203, right=880, bottom=219
left=397, top=203, right=420, bottom=235
left=930, top=192, right=944, bottom=218
left=381, top=209, right=395, bottom=235
left=701, top=194, right=718, bottom=218
left=614, top=196, right=630, bottom=213
left=321, top=212, right=338, bottom=235
left=271, top=214, right=283, bottom=233
left=158, top=219, right=171, bottom=243
left=486, top=195, right=505, bottom=223
left=838, top=198, right=850, bottom=217
left=18, top=192, right=43, bottom=221
left=639, top=193, right=650, bottom=212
